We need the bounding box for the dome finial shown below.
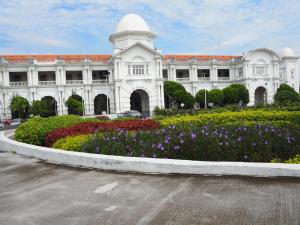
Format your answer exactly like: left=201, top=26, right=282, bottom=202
left=115, top=14, right=150, bottom=33
left=280, top=47, right=296, bottom=57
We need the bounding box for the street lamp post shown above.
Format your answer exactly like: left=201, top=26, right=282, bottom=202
left=204, top=89, right=207, bottom=109
left=105, top=73, right=109, bottom=114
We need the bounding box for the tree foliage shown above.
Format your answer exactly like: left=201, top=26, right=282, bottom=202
left=31, top=100, right=48, bottom=116
left=209, top=89, right=224, bottom=106
left=10, top=95, right=30, bottom=119
left=164, top=81, right=195, bottom=109
left=223, top=84, right=249, bottom=105
left=66, top=96, right=83, bottom=116
left=274, top=84, right=300, bottom=105
left=195, top=89, right=209, bottom=107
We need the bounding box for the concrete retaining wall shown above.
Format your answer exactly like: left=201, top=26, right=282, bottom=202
left=1, top=130, right=300, bottom=177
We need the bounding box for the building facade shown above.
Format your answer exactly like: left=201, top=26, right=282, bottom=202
left=0, top=14, right=299, bottom=119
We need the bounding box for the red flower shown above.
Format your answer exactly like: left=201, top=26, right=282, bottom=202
left=45, top=119, right=160, bottom=147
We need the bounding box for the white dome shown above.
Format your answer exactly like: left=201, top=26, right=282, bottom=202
left=115, top=14, right=150, bottom=33
left=280, top=47, right=296, bottom=57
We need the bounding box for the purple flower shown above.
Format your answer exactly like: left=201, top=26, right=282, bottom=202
left=264, top=140, right=268, bottom=145
left=165, top=139, right=169, bottom=144
left=180, top=132, right=184, bottom=137
left=180, top=139, right=184, bottom=144
left=152, top=154, right=157, bottom=158
left=160, top=147, right=164, bottom=151
left=191, top=132, right=196, bottom=140
left=95, top=146, right=99, bottom=153
left=157, top=143, right=162, bottom=149
left=237, top=137, right=242, bottom=142
left=162, top=128, right=166, bottom=133
left=174, top=145, right=180, bottom=150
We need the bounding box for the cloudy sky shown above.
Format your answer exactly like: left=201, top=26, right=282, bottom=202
left=0, top=0, right=299, bottom=56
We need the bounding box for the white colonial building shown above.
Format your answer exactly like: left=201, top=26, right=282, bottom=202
left=0, top=14, right=299, bottom=118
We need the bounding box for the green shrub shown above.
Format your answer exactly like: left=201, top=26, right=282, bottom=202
left=53, top=134, right=91, bottom=151
left=15, top=115, right=96, bottom=146
left=284, top=155, right=300, bottom=164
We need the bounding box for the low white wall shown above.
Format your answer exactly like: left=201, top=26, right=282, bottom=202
left=1, top=130, right=300, bottom=177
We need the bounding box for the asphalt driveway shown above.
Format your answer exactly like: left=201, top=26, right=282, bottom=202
left=0, top=152, right=299, bottom=225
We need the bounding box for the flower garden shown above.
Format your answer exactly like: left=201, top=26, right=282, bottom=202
left=14, top=110, right=300, bottom=163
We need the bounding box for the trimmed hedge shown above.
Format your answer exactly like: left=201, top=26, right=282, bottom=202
left=156, top=110, right=300, bottom=127
left=53, top=134, right=91, bottom=151
left=15, top=115, right=97, bottom=146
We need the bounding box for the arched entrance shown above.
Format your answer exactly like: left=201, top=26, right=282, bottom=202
left=41, top=96, right=57, bottom=117
left=130, top=89, right=150, bottom=116
left=94, top=94, right=110, bottom=115
left=255, top=87, right=267, bottom=105
left=66, top=94, right=83, bottom=116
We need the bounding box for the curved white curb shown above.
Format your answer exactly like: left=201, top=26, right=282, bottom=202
left=1, top=130, right=300, bottom=177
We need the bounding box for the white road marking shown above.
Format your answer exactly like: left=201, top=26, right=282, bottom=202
left=105, top=205, right=117, bottom=212
left=94, top=182, right=119, bottom=194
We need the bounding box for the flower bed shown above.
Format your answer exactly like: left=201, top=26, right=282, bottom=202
left=79, top=124, right=300, bottom=162
left=45, top=119, right=160, bottom=147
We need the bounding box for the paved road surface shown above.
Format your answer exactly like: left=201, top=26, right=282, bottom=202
left=0, top=152, right=299, bottom=225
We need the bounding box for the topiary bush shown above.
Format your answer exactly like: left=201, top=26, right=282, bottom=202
left=15, top=115, right=96, bottom=146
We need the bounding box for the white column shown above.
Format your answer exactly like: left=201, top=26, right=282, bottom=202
left=115, top=85, right=120, bottom=113
left=27, top=67, right=32, bottom=86
left=56, top=67, right=61, bottom=85
left=3, top=69, right=9, bottom=87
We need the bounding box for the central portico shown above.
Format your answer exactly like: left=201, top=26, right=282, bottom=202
left=109, top=14, right=165, bottom=116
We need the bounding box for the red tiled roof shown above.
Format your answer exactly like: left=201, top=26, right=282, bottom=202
left=1, top=54, right=112, bottom=63
left=1, top=54, right=242, bottom=63
left=163, top=55, right=241, bottom=60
